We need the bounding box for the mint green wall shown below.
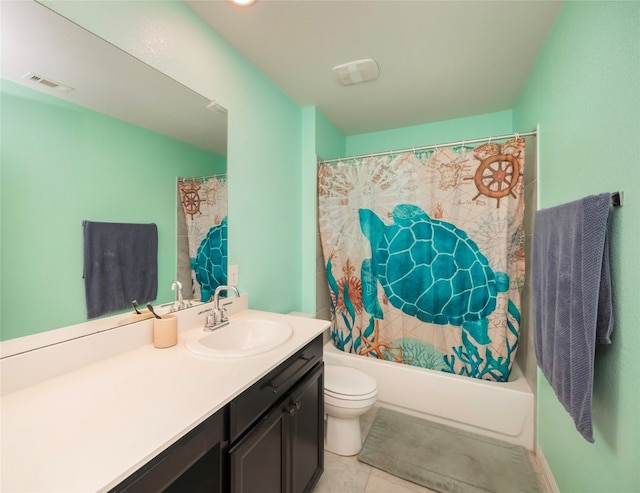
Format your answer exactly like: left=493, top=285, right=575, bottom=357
left=346, top=110, right=514, bottom=155
left=33, top=1, right=306, bottom=321
left=514, top=1, right=640, bottom=491
left=301, top=107, right=318, bottom=314
left=0, top=80, right=224, bottom=340
left=315, top=110, right=346, bottom=160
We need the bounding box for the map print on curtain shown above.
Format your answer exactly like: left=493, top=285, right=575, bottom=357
left=179, top=175, right=228, bottom=302
left=318, top=138, right=526, bottom=382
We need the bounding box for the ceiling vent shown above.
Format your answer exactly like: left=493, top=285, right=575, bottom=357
left=333, top=59, right=380, bottom=86
left=22, top=72, right=74, bottom=94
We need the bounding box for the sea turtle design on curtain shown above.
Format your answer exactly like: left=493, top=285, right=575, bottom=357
left=192, top=217, right=228, bottom=302
left=359, top=204, right=510, bottom=346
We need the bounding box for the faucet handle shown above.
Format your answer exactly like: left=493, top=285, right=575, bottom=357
left=219, top=305, right=228, bottom=323
left=205, top=310, right=221, bottom=330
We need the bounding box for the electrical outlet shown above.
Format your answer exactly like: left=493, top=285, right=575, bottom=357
left=228, top=264, right=239, bottom=286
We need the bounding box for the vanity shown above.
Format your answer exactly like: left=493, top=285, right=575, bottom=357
left=0, top=297, right=329, bottom=492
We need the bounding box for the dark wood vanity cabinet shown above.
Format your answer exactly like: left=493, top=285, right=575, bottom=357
left=229, top=363, right=324, bottom=493
left=228, top=336, right=324, bottom=493
left=289, top=363, right=324, bottom=493
left=111, top=407, right=227, bottom=493
left=111, top=335, right=324, bottom=493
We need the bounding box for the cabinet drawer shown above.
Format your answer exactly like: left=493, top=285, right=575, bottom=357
left=230, top=335, right=322, bottom=443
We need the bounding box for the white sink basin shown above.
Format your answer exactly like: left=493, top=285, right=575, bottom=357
left=185, top=319, right=293, bottom=358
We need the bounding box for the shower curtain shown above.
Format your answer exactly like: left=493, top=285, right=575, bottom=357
left=318, top=138, right=525, bottom=382
left=178, top=175, right=228, bottom=302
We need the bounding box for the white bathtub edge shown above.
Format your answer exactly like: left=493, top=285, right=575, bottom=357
left=323, top=341, right=535, bottom=450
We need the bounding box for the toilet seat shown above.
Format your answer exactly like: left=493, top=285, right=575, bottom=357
left=325, top=388, right=378, bottom=401
left=325, top=365, right=377, bottom=398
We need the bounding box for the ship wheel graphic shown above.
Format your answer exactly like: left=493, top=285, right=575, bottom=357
left=179, top=181, right=202, bottom=218
left=471, top=154, right=521, bottom=208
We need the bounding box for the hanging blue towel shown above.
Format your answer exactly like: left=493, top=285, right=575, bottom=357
left=533, top=193, right=613, bottom=443
left=83, top=221, right=158, bottom=319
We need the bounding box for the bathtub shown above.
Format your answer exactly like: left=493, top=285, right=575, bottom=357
left=323, top=341, right=535, bottom=450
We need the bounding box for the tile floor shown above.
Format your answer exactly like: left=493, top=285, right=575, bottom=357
left=313, top=406, right=548, bottom=493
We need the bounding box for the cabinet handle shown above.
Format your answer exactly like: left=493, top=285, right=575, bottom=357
left=265, top=354, right=315, bottom=394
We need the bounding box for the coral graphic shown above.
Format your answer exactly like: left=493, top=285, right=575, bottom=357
left=443, top=299, right=521, bottom=381
left=330, top=258, right=364, bottom=315
left=385, top=337, right=448, bottom=371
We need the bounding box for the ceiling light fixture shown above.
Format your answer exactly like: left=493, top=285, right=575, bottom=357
left=333, top=59, right=380, bottom=86
left=230, top=0, right=258, bottom=6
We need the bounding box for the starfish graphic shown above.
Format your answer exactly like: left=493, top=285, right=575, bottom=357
left=359, top=320, right=403, bottom=363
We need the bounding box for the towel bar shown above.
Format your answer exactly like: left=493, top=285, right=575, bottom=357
left=611, top=191, right=623, bottom=207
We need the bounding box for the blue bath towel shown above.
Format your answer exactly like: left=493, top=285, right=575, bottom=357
left=83, top=221, right=158, bottom=319
left=533, top=193, right=613, bottom=443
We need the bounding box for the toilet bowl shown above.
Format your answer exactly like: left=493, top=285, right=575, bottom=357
left=324, top=364, right=378, bottom=456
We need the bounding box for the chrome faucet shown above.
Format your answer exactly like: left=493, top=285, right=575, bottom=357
left=171, top=280, right=185, bottom=312
left=201, top=285, right=240, bottom=331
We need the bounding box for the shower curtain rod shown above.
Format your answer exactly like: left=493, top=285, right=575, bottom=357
left=177, top=173, right=226, bottom=183
left=319, top=129, right=537, bottom=165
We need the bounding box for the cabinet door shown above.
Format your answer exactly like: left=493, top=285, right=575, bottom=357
left=229, top=403, right=287, bottom=493
left=289, top=363, right=324, bottom=493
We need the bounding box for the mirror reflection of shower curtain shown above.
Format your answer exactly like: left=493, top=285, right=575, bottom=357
left=178, top=175, right=228, bottom=302
left=318, top=138, right=526, bottom=382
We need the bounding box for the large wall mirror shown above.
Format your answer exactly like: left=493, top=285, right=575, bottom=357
left=0, top=1, right=227, bottom=342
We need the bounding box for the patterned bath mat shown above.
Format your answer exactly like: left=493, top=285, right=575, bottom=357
left=358, top=408, right=540, bottom=493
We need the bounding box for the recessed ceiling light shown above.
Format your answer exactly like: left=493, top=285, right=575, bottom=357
left=230, top=0, right=258, bottom=6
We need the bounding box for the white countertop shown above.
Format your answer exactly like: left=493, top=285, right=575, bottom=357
left=0, top=306, right=329, bottom=492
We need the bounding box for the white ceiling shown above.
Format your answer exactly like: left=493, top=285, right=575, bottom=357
left=1, top=1, right=227, bottom=155
left=186, top=0, right=562, bottom=136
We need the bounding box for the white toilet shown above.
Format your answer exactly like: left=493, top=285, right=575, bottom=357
left=324, top=364, right=378, bottom=456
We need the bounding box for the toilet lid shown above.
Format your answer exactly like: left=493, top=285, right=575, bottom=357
left=325, top=365, right=377, bottom=396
